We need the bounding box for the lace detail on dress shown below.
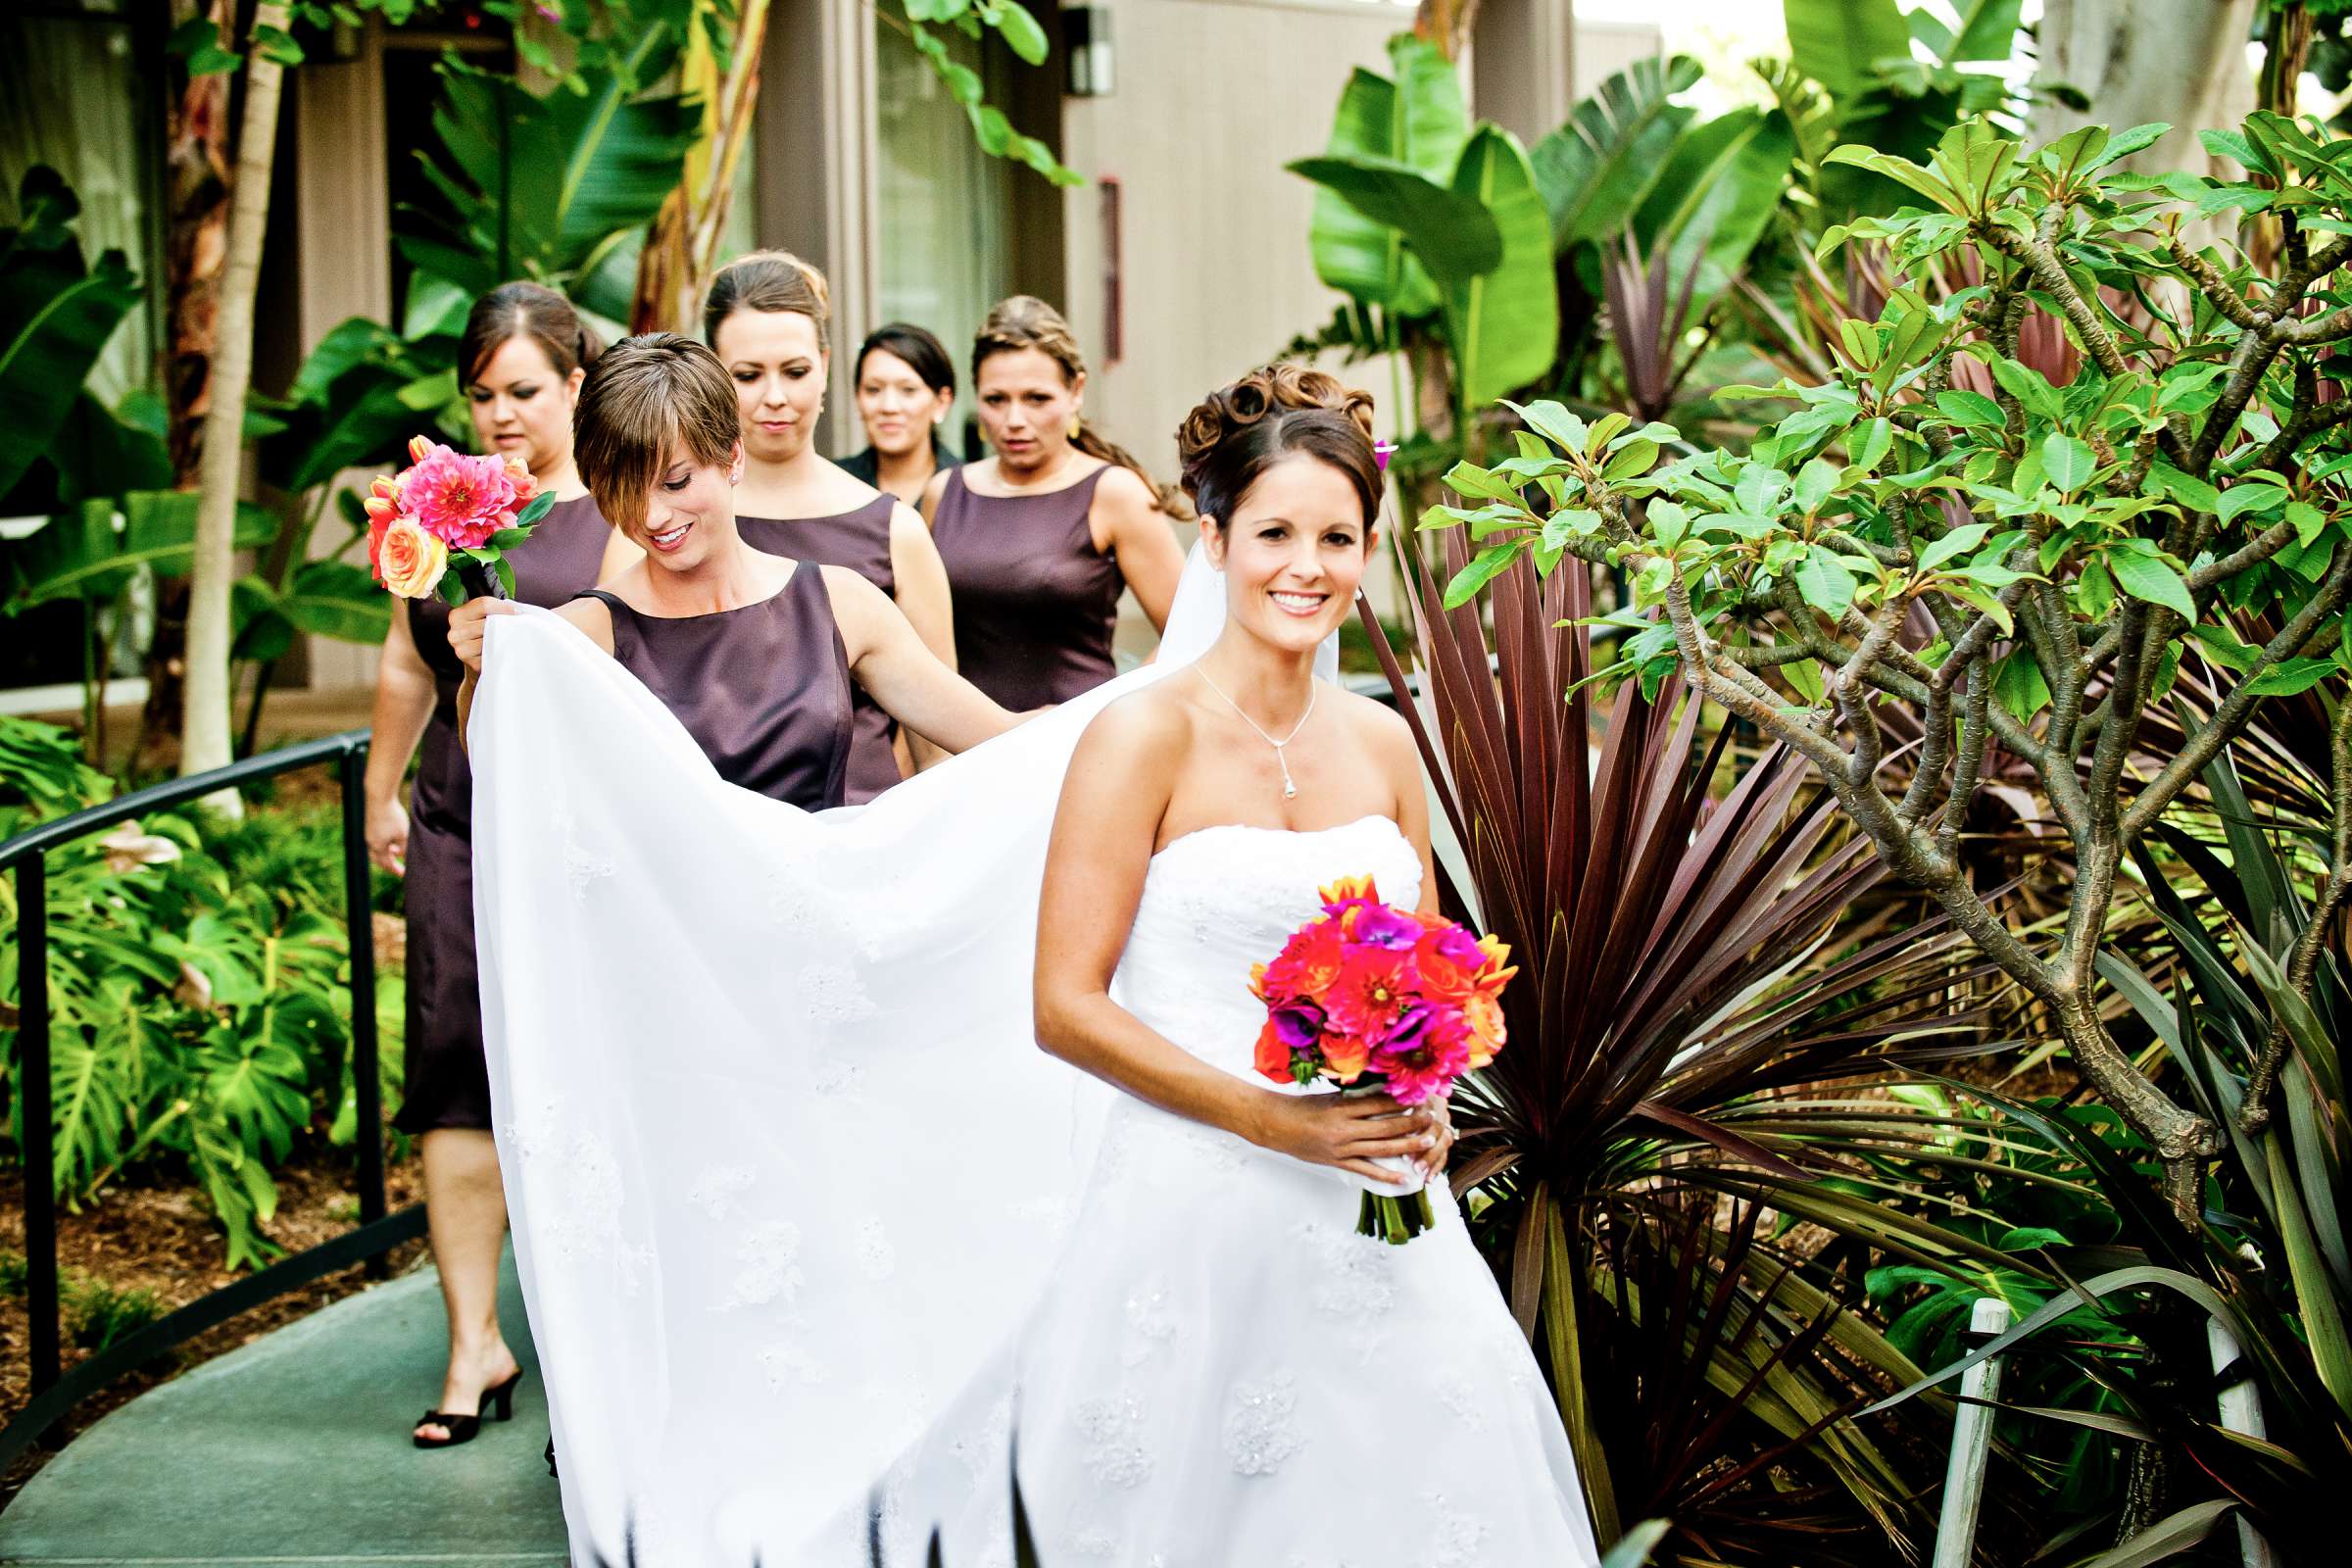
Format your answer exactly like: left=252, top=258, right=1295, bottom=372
left=758, top=1328, right=828, bottom=1390
left=509, top=1098, right=650, bottom=1291
left=1223, top=1373, right=1304, bottom=1477
left=800, top=961, right=877, bottom=1023
left=1120, top=1274, right=1178, bottom=1367
left=1073, top=1392, right=1152, bottom=1489
left=857, top=1215, right=898, bottom=1281
left=1423, top=1491, right=1489, bottom=1566
left=687, top=1162, right=753, bottom=1220
left=723, top=1220, right=807, bottom=1309
left=553, top=807, right=614, bottom=902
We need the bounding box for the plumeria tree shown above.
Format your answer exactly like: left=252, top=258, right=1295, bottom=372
left=1434, top=112, right=2352, bottom=1219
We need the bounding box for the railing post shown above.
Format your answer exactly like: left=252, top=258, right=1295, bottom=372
left=17, top=855, right=60, bottom=1399
left=337, top=742, right=388, bottom=1281
left=2209, top=1318, right=2275, bottom=1568
left=1931, top=1296, right=2012, bottom=1568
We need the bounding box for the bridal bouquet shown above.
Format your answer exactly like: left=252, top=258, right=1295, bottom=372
left=364, top=435, right=555, bottom=604
left=1250, top=875, right=1512, bottom=1244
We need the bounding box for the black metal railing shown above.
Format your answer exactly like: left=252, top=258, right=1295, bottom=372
left=1, top=729, right=424, bottom=1474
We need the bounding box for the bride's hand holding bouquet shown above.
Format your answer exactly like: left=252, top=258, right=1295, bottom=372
left=1248, top=874, right=1510, bottom=1244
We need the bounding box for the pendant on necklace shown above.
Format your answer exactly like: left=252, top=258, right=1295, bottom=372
left=1277, top=748, right=1298, bottom=800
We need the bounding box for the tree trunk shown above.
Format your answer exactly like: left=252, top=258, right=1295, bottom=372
left=2034, top=2, right=2258, bottom=180
left=180, top=4, right=291, bottom=791
left=138, top=0, right=234, bottom=770
left=2055, top=992, right=2220, bottom=1221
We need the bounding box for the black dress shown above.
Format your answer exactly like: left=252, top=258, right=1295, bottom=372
left=575, top=559, right=855, bottom=809
left=395, top=494, right=610, bottom=1135
left=735, top=497, right=902, bottom=804
left=928, top=465, right=1119, bottom=710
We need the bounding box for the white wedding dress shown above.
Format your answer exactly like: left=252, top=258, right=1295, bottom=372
left=468, top=547, right=1594, bottom=1565
left=834, top=814, right=1599, bottom=1568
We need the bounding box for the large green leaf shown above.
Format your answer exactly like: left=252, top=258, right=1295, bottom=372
left=1300, top=69, right=1441, bottom=312
left=1530, top=54, right=1703, bottom=252
left=1634, top=108, right=1798, bottom=300
left=403, top=48, right=697, bottom=290
left=1784, top=0, right=1911, bottom=100
left=278, top=559, right=392, bottom=645
left=1289, top=155, right=1503, bottom=283
left=1943, top=0, right=2026, bottom=64
left=1442, top=125, right=1558, bottom=407
left=0, top=246, right=141, bottom=499
left=8, top=493, right=275, bottom=609
left=1386, top=31, right=1471, bottom=180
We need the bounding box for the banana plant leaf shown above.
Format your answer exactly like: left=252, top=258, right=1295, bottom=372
left=1783, top=0, right=1911, bottom=102
left=7, top=493, right=276, bottom=610
left=0, top=165, right=144, bottom=500
left=1296, top=33, right=1467, bottom=315
left=1441, top=126, right=1557, bottom=409
left=1529, top=54, right=1701, bottom=253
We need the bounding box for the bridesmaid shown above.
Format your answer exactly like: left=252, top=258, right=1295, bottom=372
left=362, top=281, right=629, bottom=1448
left=841, top=321, right=961, bottom=507
left=921, top=296, right=1187, bottom=711
left=449, top=333, right=1017, bottom=808
left=707, top=253, right=955, bottom=798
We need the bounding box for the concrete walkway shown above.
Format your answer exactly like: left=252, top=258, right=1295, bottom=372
left=0, top=1251, right=564, bottom=1566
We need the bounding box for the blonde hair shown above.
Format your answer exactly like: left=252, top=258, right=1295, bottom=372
left=973, top=295, right=1180, bottom=514
left=573, top=333, right=740, bottom=529
left=703, top=250, right=832, bottom=348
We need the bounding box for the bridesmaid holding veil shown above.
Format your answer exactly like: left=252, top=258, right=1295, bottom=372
left=362, top=280, right=625, bottom=1449
left=448, top=332, right=1013, bottom=801
left=706, top=252, right=956, bottom=798
left=923, top=296, right=1187, bottom=710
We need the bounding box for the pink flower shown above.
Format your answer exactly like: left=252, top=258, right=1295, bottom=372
left=399, top=441, right=525, bottom=550
left=1369, top=1004, right=1473, bottom=1105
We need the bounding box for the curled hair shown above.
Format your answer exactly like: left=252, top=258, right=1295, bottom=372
left=703, top=250, right=832, bottom=349
left=1175, top=364, right=1379, bottom=533
left=972, top=295, right=1178, bottom=514
left=855, top=322, right=956, bottom=399
left=460, top=280, right=601, bottom=386
left=573, top=333, right=740, bottom=529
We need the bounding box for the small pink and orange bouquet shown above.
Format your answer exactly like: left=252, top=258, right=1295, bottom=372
left=364, top=435, right=556, bottom=604
left=1250, top=875, right=1513, bottom=1244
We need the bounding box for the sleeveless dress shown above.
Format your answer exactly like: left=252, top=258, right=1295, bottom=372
left=839, top=816, right=1599, bottom=1567
left=929, top=465, right=1119, bottom=710
left=395, top=492, right=609, bottom=1135
left=736, top=497, right=902, bottom=804
left=575, top=560, right=853, bottom=810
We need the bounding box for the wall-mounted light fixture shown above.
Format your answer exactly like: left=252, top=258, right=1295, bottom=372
left=1063, top=5, right=1113, bottom=98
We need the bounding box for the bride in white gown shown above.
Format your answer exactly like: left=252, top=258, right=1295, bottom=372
left=466, top=363, right=1592, bottom=1564
left=827, top=366, right=1596, bottom=1568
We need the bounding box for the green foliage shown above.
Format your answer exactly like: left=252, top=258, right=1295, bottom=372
left=65, top=1274, right=163, bottom=1352
left=1, top=716, right=403, bottom=1270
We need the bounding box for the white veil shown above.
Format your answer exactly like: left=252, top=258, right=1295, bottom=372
left=468, top=543, right=1330, bottom=1564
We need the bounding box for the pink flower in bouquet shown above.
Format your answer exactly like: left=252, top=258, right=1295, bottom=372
left=399, top=437, right=529, bottom=550
left=1253, top=916, right=1344, bottom=1002
left=1369, top=1004, right=1474, bottom=1105
left=1324, top=946, right=1409, bottom=1040
left=1412, top=919, right=1489, bottom=1001
left=1341, top=899, right=1422, bottom=952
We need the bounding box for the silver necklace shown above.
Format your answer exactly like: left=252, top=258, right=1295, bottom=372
left=1195, top=666, right=1317, bottom=800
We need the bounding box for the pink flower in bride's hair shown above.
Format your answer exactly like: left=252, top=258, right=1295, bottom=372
left=400, top=441, right=525, bottom=549
left=1369, top=1004, right=1473, bottom=1105
left=1374, top=439, right=1398, bottom=473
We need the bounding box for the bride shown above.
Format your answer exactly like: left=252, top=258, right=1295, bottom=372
left=466, top=365, right=1592, bottom=1564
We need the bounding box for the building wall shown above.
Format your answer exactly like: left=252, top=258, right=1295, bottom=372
left=1056, top=0, right=1419, bottom=481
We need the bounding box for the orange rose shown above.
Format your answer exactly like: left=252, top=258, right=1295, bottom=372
left=1463, top=990, right=1506, bottom=1068
left=377, top=515, right=449, bottom=599
left=1320, top=1032, right=1371, bottom=1083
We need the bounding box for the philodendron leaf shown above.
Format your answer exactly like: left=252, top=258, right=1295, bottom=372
left=2040, top=433, right=2097, bottom=493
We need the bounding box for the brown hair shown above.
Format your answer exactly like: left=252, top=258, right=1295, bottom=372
left=972, top=295, right=1179, bottom=514
left=1176, top=364, right=1380, bottom=533
left=573, top=333, right=740, bottom=529
left=460, top=280, right=601, bottom=386
left=703, top=250, right=832, bottom=349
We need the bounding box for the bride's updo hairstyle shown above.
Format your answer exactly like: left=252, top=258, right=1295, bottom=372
left=1176, top=364, right=1380, bottom=535
left=573, top=332, right=741, bottom=529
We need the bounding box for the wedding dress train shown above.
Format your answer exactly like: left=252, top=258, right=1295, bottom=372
left=827, top=816, right=1598, bottom=1568
left=467, top=548, right=1592, bottom=1564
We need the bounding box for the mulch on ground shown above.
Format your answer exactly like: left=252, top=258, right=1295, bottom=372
left=0, top=1149, right=427, bottom=1507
